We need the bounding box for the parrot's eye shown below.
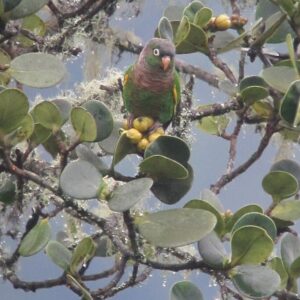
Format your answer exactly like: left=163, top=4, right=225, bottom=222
left=153, top=48, right=160, bottom=56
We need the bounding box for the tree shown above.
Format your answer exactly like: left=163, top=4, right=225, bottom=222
left=1, top=0, right=300, bottom=299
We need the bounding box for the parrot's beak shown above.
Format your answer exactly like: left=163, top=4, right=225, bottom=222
left=161, top=56, right=171, bottom=71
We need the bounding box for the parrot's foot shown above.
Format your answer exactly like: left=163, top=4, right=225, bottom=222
left=126, top=114, right=135, bottom=129
left=148, top=121, right=164, bottom=134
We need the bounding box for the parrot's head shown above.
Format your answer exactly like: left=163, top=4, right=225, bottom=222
left=139, top=38, right=176, bottom=72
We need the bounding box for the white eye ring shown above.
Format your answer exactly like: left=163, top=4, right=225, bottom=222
left=153, top=48, right=160, bottom=56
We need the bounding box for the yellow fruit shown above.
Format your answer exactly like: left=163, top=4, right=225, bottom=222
left=122, top=119, right=129, bottom=130
left=148, top=132, right=163, bottom=143
left=215, top=14, right=231, bottom=30
left=133, top=116, right=154, bottom=132
left=137, top=138, right=150, bottom=152
left=126, top=128, right=143, bottom=144
left=153, top=127, right=165, bottom=135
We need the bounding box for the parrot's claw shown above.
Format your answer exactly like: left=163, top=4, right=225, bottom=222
left=127, top=114, right=135, bottom=128
left=148, top=121, right=164, bottom=134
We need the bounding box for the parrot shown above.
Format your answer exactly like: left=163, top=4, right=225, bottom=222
left=122, top=37, right=181, bottom=130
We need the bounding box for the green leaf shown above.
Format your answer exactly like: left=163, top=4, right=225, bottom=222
left=197, top=231, right=228, bottom=268
left=213, top=30, right=247, bottom=54
left=98, top=120, right=123, bottom=154
left=163, top=5, right=184, bottom=21
left=108, top=178, right=153, bottom=212
left=70, top=237, right=96, bottom=274
left=19, top=219, right=51, bottom=257
left=267, top=257, right=288, bottom=289
left=135, top=208, right=217, bottom=248
left=32, top=101, right=63, bottom=132
left=16, top=14, right=46, bottom=47
left=139, top=155, right=188, bottom=180
left=261, top=66, right=298, bottom=93
left=70, top=107, right=97, bottom=142
left=82, top=100, right=114, bottom=142
left=231, top=212, right=277, bottom=241
left=28, top=123, right=52, bottom=148
left=225, top=204, right=263, bottom=232
left=51, top=99, right=72, bottom=124
left=175, top=20, right=208, bottom=54
left=0, top=88, right=29, bottom=136
left=271, top=199, right=300, bottom=221
left=286, top=34, right=298, bottom=75
left=271, top=159, right=300, bottom=185
left=241, top=86, right=269, bottom=105
left=42, top=130, right=65, bottom=158
left=3, top=113, right=34, bottom=146
left=197, top=106, right=229, bottom=135
left=183, top=1, right=203, bottom=23
left=231, top=265, right=281, bottom=299
left=144, top=135, right=190, bottom=164
left=3, top=0, right=22, bottom=12
left=45, top=240, right=72, bottom=271
left=174, top=17, right=190, bottom=45
left=66, top=274, right=93, bottom=300
left=76, top=144, right=108, bottom=174
left=193, top=7, right=212, bottom=28
left=231, top=225, right=273, bottom=266
left=10, top=53, right=66, bottom=88
left=239, top=76, right=267, bottom=91
left=8, top=0, right=49, bottom=19
left=158, top=16, right=173, bottom=41
left=280, top=80, right=300, bottom=127
left=277, top=0, right=294, bottom=16
left=184, top=199, right=224, bottom=235
left=255, top=0, right=294, bottom=44
left=262, top=170, right=298, bottom=200
left=151, top=164, right=193, bottom=205
left=0, top=178, right=16, bottom=204
left=0, top=48, right=11, bottom=85
left=60, top=160, right=103, bottom=199
left=111, top=132, right=137, bottom=168
left=281, top=233, right=300, bottom=272
left=170, top=281, right=203, bottom=300
left=94, top=235, right=116, bottom=257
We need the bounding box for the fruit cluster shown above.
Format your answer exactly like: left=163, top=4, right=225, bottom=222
left=209, top=14, right=247, bottom=31
left=122, top=116, right=164, bottom=152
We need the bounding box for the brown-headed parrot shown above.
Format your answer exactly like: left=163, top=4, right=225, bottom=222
left=122, top=38, right=181, bottom=129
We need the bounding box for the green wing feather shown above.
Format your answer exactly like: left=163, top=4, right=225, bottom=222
left=122, top=66, right=181, bottom=125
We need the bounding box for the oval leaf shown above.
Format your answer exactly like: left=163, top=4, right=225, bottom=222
left=231, top=212, right=277, bottom=241
left=19, top=219, right=51, bottom=257
left=10, top=53, right=66, bottom=88
left=144, top=135, right=190, bottom=164
left=32, top=101, right=63, bottom=132
left=0, top=88, right=29, bottom=135
left=281, top=232, right=300, bottom=271
left=261, top=66, right=298, bottom=93
left=158, top=16, right=173, bottom=41
left=135, top=208, right=217, bottom=247
left=46, top=240, right=72, bottom=271
left=108, top=178, right=153, bottom=212
left=170, top=281, right=203, bottom=300
left=60, top=160, right=103, bottom=199
left=231, top=265, right=280, bottom=299
left=70, top=237, right=96, bottom=274
left=262, top=170, right=298, bottom=200
left=140, top=155, right=188, bottom=179
left=184, top=199, right=224, bottom=235
left=197, top=231, right=228, bottom=268
left=231, top=225, right=273, bottom=266
left=151, top=164, right=193, bottom=205
left=83, top=100, right=114, bottom=142
left=71, top=107, right=97, bottom=142
left=280, top=80, right=300, bottom=127
left=225, top=204, right=263, bottom=232
left=271, top=199, right=300, bottom=221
